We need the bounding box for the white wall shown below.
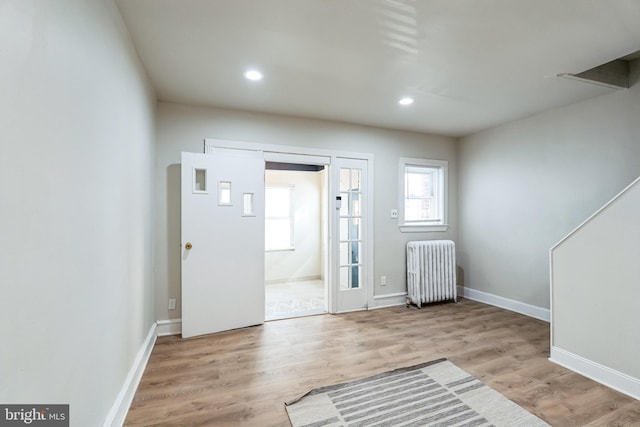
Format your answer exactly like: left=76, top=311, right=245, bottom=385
left=458, top=60, right=640, bottom=309
left=551, top=178, right=640, bottom=387
left=0, top=1, right=156, bottom=425
left=155, top=101, right=457, bottom=320
left=265, top=169, right=323, bottom=283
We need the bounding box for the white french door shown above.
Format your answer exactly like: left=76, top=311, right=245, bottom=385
left=181, top=149, right=265, bottom=338
left=331, top=157, right=369, bottom=313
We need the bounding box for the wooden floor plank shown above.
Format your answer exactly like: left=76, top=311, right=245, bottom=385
left=125, top=299, right=639, bottom=426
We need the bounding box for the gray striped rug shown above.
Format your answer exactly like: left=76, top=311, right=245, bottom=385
left=285, top=358, right=549, bottom=427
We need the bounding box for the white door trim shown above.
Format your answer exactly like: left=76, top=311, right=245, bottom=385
left=204, top=138, right=375, bottom=312
left=263, top=152, right=330, bottom=165
left=205, top=138, right=372, bottom=162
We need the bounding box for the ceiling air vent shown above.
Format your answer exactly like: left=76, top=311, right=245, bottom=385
left=558, top=50, right=640, bottom=89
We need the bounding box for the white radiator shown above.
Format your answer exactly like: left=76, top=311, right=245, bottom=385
left=407, top=240, right=457, bottom=307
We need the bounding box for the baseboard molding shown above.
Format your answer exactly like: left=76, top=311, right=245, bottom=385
left=157, top=289, right=547, bottom=329
left=265, top=275, right=322, bottom=285
left=156, top=318, right=182, bottom=336
left=550, top=346, right=640, bottom=400
left=462, top=287, right=550, bottom=322
left=371, top=292, right=407, bottom=309
left=103, top=322, right=157, bottom=427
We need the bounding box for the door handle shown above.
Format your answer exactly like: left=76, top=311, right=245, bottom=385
left=185, top=242, right=193, bottom=250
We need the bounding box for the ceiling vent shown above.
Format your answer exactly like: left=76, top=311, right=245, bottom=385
left=558, top=50, right=640, bottom=89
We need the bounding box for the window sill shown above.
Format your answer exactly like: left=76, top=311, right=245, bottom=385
left=399, top=224, right=449, bottom=233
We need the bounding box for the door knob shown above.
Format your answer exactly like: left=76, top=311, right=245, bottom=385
left=185, top=242, right=193, bottom=250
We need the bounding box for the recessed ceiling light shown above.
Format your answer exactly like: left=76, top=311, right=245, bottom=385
left=398, top=97, right=414, bottom=106
left=244, top=70, right=263, bottom=81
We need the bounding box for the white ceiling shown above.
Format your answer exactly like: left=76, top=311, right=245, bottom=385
left=116, top=0, right=640, bottom=137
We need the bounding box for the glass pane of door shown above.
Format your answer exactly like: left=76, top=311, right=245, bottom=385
left=339, top=167, right=362, bottom=290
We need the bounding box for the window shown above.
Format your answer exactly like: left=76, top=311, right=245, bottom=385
left=399, top=157, right=448, bottom=232
left=265, top=186, right=294, bottom=251
left=218, top=181, right=232, bottom=205
left=193, top=168, right=207, bottom=193
left=242, top=193, right=255, bottom=216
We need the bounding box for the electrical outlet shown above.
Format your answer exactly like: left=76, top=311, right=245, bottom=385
left=381, top=275, right=387, bottom=286
left=168, top=298, right=176, bottom=310
left=390, top=209, right=398, bottom=219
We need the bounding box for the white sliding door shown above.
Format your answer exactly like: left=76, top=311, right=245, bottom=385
left=181, top=149, right=265, bottom=338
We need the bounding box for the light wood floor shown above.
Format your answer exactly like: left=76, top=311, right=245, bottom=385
left=125, top=299, right=640, bottom=426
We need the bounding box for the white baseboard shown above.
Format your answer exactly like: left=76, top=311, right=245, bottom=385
left=550, top=346, right=640, bottom=400
left=156, top=289, right=547, bottom=333
left=265, top=275, right=322, bottom=285
left=371, top=292, right=407, bottom=309
left=156, top=318, right=182, bottom=336
left=103, top=322, right=157, bottom=427
left=462, top=287, right=550, bottom=322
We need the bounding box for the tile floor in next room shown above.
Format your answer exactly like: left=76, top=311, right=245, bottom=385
left=265, top=279, right=325, bottom=321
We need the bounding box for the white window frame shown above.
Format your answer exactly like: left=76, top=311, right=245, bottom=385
left=265, top=185, right=295, bottom=251
left=398, top=157, right=449, bottom=232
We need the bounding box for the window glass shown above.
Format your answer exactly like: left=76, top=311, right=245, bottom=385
left=194, top=168, right=207, bottom=193
left=218, top=181, right=232, bottom=205
left=242, top=193, right=254, bottom=216
left=404, top=166, right=440, bottom=222
left=265, top=186, right=294, bottom=250
left=399, top=158, right=448, bottom=231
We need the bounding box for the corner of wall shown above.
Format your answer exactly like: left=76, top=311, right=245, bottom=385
left=103, top=323, right=157, bottom=426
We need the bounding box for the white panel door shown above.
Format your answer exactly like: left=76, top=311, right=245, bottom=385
left=181, top=149, right=265, bottom=338
left=331, top=157, right=368, bottom=313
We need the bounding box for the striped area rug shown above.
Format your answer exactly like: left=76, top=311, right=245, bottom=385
left=285, top=358, right=549, bottom=427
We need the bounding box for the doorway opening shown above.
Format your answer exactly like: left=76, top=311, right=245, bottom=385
left=264, top=162, right=328, bottom=320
